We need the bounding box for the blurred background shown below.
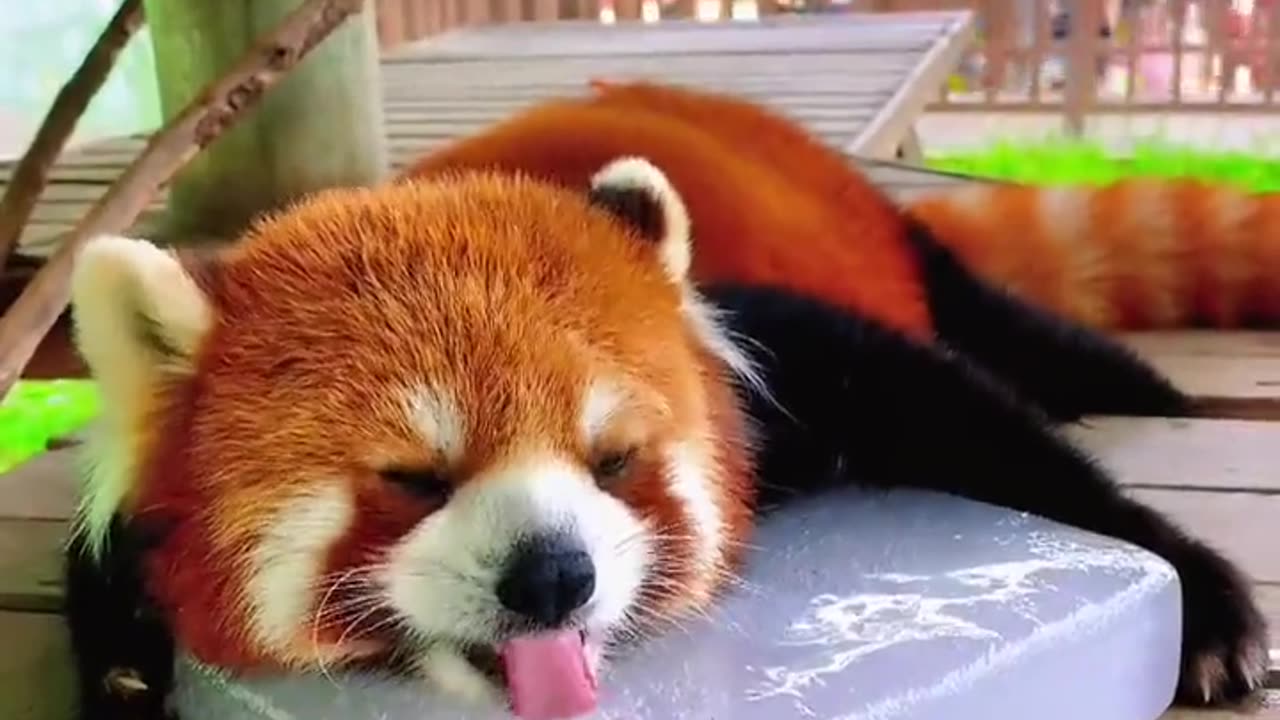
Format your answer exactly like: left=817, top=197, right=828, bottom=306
left=0, top=0, right=161, bottom=159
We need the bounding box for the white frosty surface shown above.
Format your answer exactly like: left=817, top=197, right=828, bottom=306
left=173, top=487, right=1182, bottom=720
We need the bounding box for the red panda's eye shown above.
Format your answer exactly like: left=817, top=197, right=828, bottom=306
left=590, top=448, right=637, bottom=487
left=379, top=467, right=453, bottom=502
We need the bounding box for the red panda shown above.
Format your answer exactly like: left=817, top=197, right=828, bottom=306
left=576, top=79, right=1280, bottom=331
left=64, top=82, right=1269, bottom=720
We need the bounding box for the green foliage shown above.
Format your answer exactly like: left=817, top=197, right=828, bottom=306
left=0, top=381, right=101, bottom=472
left=927, top=137, right=1280, bottom=192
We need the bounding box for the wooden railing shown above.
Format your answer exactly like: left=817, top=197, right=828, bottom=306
left=928, top=0, right=1280, bottom=134
left=371, top=0, right=1280, bottom=134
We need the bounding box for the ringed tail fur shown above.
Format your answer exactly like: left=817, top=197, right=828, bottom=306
left=586, top=78, right=1280, bottom=331
left=906, top=180, right=1280, bottom=330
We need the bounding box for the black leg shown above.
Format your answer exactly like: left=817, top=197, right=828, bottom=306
left=64, top=516, right=178, bottom=720
left=901, top=215, right=1190, bottom=422
left=708, top=283, right=1267, bottom=707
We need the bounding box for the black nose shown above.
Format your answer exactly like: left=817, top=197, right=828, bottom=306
left=496, top=534, right=596, bottom=627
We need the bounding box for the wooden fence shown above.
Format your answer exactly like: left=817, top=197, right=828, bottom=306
left=927, top=0, right=1280, bottom=135
left=371, top=0, right=1280, bottom=133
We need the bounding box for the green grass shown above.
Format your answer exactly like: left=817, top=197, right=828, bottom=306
left=0, top=380, right=100, bottom=473
left=926, top=138, right=1280, bottom=192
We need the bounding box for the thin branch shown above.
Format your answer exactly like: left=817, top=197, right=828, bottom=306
left=0, top=0, right=145, bottom=269
left=0, top=0, right=370, bottom=398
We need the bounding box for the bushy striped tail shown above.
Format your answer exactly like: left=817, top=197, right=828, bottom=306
left=905, top=179, right=1280, bottom=330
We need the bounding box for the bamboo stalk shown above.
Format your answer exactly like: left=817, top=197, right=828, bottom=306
left=0, top=0, right=370, bottom=399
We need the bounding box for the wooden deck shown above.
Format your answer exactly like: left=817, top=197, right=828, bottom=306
left=5, top=11, right=976, bottom=260
left=0, top=9, right=1277, bottom=720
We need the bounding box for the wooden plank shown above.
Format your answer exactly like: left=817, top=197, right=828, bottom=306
left=850, top=7, right=976, bottom=156
left=382, top=80, right=909, bottom=99
left=393, top=102, right=897, bottom=123
left=29, top=127, right=961, bottom=175
left=1066, top=416, right=1280, bottom=586
left=8, top=154, right=974, bottom=203
left=384, top=11, right=971, bottom=47
left=378, top=91, right=897, bottom=110
left=8, top=119, right=995, bottom=263
left=28, top=200, right=163, bottom=224
left=386, top=13, right=971, bottom=59
left=381, top=75, right=909, bottom=96
left=1070, top=417, right=1280, bottom=493
left=1125, top=332, right=1280, bottom=359
left=0, top=519, right=67, bottom=613
left=378, top=53, right=922, bottom=78
left=7, top=162, right=989, bottom=260
left=0, top=611, right=76, bottom=720
left=382, top=50, right=925, bottom=72
left=0, top=449, right=79, bottom=522
left=0, top=183, right=116, bottom=202
left=2, top=10, right=974, bottom=255
left=1128, top=488, right=1280, bottom=585
left=1120, top=332, right=1280, bottom=421
left=51, top=97, right=894, bottom=138
left=1258, top=584, right=1280, bottom=653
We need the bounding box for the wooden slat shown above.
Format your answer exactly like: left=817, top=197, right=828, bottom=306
left=6, top=145, right=981, bottom=261
left=850, top=4, right=976, bottom=156
left=3, top=11, right=974, bottom=254
left=379, top=60, right=920, bottom=84
left=381, top=74, right=908, bottom=96
left=1128, top=488, right=1280, bottom=585
left=0, top=611, right=76, bottom=720
left=0, top=449, right=79, bottom=522
left=1120, top=332, right=1280, bottom=420
left=378, top=91, right=896, bottom=110
left=1071, top=417, right=1280, bottom=493
left=383, top=13, right=970, bottom=59
left=381, top=51, right=925, bottom=73
left=1062, top=416, right=1280, bottom=586
left=383, top=79, right=906, bottom=98
left=1259, top=584, right=1280, bottom=653
left=0, top=518, right=66, bottom=613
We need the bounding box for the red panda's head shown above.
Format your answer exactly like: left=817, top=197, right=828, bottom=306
left=68, top=158, right=757, bottom=709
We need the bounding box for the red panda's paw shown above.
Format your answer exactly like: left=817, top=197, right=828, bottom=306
left=1173, top=540, right=1269, bottom=707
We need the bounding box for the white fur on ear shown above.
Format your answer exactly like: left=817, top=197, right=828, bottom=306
left=69, top=234, right=215, bottom=556
left=71, top=234, right=213, bottom=372
left=589, top=156, right=692, bottom=282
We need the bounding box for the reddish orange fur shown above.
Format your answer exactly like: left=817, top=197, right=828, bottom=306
left=119, top=79, right=1280, bottom=677
left=401, top=89, right=934, bottom=339
left=407, top=79, right=1280, bottom=333
left=909, top=180, right=1280, bottom=328
left=128, top=176, right=755, bottom=668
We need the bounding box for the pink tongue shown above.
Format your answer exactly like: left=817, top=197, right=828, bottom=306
left=499, top=630, right=599, bottom=720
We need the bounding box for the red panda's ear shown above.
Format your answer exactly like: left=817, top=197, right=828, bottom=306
left=69, top=235, right=221, bottom=555
left=71, top=235, right=219, bottom=377
left=588, top=156, right=692, bottom=283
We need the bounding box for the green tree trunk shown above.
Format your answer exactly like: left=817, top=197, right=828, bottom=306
left=143, top=0, right=388, bottom=241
